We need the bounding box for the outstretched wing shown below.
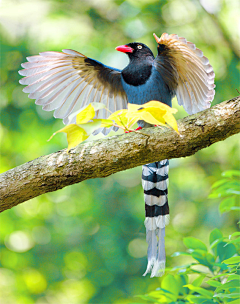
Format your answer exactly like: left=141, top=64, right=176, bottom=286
left=19, top=49, right=128, bottom=125
left=153, top=33, right=215, bottom=115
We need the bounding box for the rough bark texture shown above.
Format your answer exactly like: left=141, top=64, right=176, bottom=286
left=0, top=96, right=239, bottom=212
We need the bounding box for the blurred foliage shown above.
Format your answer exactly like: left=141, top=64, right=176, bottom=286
left=135, top=171, right=240, bottom=303
left=0, top=0, right=239, bottom=303
left=209, top=171, right=240, bottom=214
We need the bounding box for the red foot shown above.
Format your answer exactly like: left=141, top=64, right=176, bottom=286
left=125, top=126, right=142, bottom=133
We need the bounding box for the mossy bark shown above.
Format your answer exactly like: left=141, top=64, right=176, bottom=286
left=0, top=96, right=239, bottom=212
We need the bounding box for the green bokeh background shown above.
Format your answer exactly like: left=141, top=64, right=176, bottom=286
left=0, top=0, right=239, bottom=303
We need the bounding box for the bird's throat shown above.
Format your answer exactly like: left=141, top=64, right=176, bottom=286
left=122, top=61, right=153, bottom=86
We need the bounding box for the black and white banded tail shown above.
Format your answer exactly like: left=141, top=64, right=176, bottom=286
left=142, top=160, right=170, bottom=277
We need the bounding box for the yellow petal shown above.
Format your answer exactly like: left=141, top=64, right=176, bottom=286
left=76, top=104, right=95, bottom=124
left=163, top=112, right=179, bottom=133
left=129, top=110, right=165, bottom=126
left=100, top=119, right=114, bottom=128
left=126, top=101, right=179, bottom=133
left=142, top=100, right=178, bottom=114
left=108, top=110, right=129, bottom=128
left=91, top=102, right=107, bottom=111
left=49, top=124, right=88, bottom=151
left=128, top=103, right=143, bottom=112
left=78, top=119, right=103, bottom=135
left=143, top=107, right=179, bottom=132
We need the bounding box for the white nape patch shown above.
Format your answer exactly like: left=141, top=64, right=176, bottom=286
left=144, top=215, right=170, bottom=230
left=142, top=179, right=168, bottom=191
left=144, top=194, right=167, bottom=206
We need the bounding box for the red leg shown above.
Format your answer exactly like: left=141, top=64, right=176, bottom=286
left=125, top=126, right=143, bottom=133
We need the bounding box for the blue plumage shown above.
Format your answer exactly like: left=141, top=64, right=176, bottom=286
left=122, top=66, right=173, bottom=107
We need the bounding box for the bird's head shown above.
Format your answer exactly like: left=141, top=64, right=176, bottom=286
left=115, top=42, right=154, bottom=60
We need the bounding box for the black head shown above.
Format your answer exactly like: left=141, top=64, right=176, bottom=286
left=116, top=42, right=154, bottom=60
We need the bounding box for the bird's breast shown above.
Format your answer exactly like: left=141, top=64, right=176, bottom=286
left=121, top=67, right=173, bottom=107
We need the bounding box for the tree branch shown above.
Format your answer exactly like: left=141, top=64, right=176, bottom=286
left=1, top=96, right=239, bottom=212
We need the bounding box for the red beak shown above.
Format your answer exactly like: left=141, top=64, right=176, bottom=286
left=115, top=45, right=134, bottom=53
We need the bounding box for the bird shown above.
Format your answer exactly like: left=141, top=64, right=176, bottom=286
left=18, top=33, right=215, bottom=277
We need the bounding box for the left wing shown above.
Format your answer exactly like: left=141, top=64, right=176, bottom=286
left=153, top=33, right=215, bottom=115
left=19, top=49, right=128, bottom=125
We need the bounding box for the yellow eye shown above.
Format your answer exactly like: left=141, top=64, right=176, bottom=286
left=137, top=45, right=142, bottom=49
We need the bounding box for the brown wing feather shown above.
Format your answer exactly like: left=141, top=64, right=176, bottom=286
left=19, top=49, right=128, bottom=126
left=154, top=33, right=215, bottom=114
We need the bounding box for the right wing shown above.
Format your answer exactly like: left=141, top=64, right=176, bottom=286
left=153, top=33, right=215, bottom=115
left=19, top=49, right=128, bottom=125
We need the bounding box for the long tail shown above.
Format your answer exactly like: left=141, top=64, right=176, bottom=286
left=142, top=160, right=170, bottom=278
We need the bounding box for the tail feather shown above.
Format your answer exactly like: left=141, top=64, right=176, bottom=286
left=142, top=160, right=169, bottom=277
left=143, top=229, right=158, bottom=276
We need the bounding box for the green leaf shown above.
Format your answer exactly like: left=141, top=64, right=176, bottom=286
left=211, top=179, right=228, bottom=189
left=171, top=251, right=191, bottom=257
left=216, top=280, right=240, bottom=292
left=226, top=236, right=240, bottom=245
left=222, top=170, right=240, bottom=178
left=219, top=196, right=236, bottom=213
left=227, top=274, right=240, bottom=281
left=192, top=274, right=206, bottom=287
left=217, top=242, right=237, bottom=262
left=212, top=262, right=228, bottom=270
left=210, top=273, right=229, bottom=280
left=209, top=180, right=240, bottom=198
left=184, top=285, right=213, bottom=298
left=206, top=279, right=222, bottom=287
left=229, top=232, right=240, bottom=239
left=136, top=295, right=159, bottom=302
left=206, top=253, right=215, bottom=265
left=191, top=251, right=214, bottom=269
left=226, top=299, right=240, bottom=304
left=174, top=274, right=188, bottom=296
left=214, top=293, right=240, bottom=299
left=209, top=228, right=223, bottom=246
left=186, top=295, right=215, bottom=304
left=231, top=206, right=240, bottom=211
left=210, top=238, right=225, bottom=252
left=191, top=251, right=206, bottom=264
left=147, top=289, right=174, bottom=303
left=222, top=256, right=240, bottom=264
left=161, top=274, right=180, bottom=301
left=183, top=237, right=208, bottom=251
